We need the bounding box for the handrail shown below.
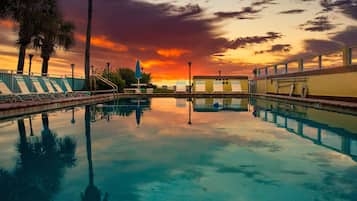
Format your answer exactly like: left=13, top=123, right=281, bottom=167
left=254, top=46, right=356, bottom=78
left=93, top=73, right=118, bottom=94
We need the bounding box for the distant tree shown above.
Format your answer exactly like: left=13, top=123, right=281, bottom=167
left=118, top=68, right=136, bottom=88
left=97, top=69, right=125, bottom=92
left=118, top=68, right=151, bottom=88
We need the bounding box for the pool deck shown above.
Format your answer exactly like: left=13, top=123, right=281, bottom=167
left=1, top=92, right=357, bottom=119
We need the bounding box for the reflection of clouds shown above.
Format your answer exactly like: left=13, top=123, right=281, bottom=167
left=1, top=98, right=357, bottom=201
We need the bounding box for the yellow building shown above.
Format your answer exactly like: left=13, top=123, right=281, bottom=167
left=193, top=75, right=248, bottom=93
left=252, top=47, right=357, bottom=100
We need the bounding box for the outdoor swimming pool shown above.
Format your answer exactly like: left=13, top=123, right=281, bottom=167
left=0, top=97, right=356, bottom=201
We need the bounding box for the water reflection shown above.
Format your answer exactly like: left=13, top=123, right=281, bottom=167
left=82, top=105, right=108, bottom=201
left=193, top=98, right=248, bottom=112
left=0, top=113, right=77, bottom=201
left=95, top=98, right=151, bottom=127
left=251, top=98, right=357, bottom=161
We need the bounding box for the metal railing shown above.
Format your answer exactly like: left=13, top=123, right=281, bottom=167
left=0, top=70, right=85, bottom=93
left=254, top=46, right=357, bottom=78
left=91, top=73, right=118, bottom=95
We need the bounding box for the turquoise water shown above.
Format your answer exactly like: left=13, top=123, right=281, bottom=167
left=0, top=98, right=357, bottom=201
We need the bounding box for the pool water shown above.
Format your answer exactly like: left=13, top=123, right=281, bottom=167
left=0, top=98, right=356, bottom=201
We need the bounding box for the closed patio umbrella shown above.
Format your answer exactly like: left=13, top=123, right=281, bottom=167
left=135, top=60, right=142, bottom=93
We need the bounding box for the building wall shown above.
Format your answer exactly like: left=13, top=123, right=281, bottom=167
left=255, top=69, right=357, bottom=98
left=193, top=79, right=248, bottom=93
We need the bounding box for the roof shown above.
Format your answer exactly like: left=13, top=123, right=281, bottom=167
left=193, top=75, right=248, bottom=80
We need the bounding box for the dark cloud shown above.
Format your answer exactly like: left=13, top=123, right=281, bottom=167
left=255, top=44, right=292, bottom=54
left=303, top=39, right=342, bottom=53
left=214, top=7, right=263, bottom=20
left=284, top=39, right=342, bottom=61
left=251, top=0, right=277, bottom=6
left=279, top=9, right=305, bottom=14
left=300, top=16, right=337, bottom=32
left=227, top=32, right=283, bottom=49
left=320, top=0, right=357, bottom=20
left=214, top=0, right=277, bottom=20
left=330, top=26, right=357, bottom=46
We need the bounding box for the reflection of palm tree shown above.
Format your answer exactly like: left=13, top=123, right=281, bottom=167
left=81, top=105, right=108, bottom=201
left=0, top=115, right=77, bottom=201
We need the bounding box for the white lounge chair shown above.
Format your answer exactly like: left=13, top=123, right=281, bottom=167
left=50, top=79, right=65, bottom=93
left=14, top=76, right=40, bottom=100
left=30, top=77, right=55, bottom=99
left=0, top=79, right=22, bottom=102
left=194, top=80, right=206, bottom=93
left=213, top=80, right=223, bottom=93
left=62, top=78, right=88, bottom=96
left=42, top=77, right=64, bottom=97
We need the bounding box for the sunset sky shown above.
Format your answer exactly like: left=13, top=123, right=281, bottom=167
left=0, top=0, right=357, bottom=85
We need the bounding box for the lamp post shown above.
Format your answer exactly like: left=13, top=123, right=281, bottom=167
left=188, top=61, right=192, bottom=93
left=71, top=108, right=76, bottom=124
left=71, top=64, right=75, bottom=90
left=28, top=54, right=34, bottom=76
left=106, top=62, right=110, bottom=79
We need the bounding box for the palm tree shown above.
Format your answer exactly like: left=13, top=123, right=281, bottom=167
left=0, top=0, right=43, bottom=74
left=34, top=20, right=75, bottom=76
left=32, top=0, right=75, bottom=76
left=84, top=0, right=93, bottom=89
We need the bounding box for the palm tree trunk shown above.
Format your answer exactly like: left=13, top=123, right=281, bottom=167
left=84, top=0, right=93, bottom=90
left=41, top=56, right=50, bottom=76
left=17, top=44, right=27, bottom=74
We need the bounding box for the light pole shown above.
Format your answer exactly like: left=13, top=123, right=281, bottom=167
left=188, top=61, right=192, bottom=93
left=71, top=64, right=75, bottom=89
left=106, top=62, right=110, bottom=79
left=28, top=54, right=34, bottom=76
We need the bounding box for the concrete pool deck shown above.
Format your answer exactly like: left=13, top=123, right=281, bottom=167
left=1, top=92, right=357, bottom=120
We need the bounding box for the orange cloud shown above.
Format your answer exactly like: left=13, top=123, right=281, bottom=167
left=0, top=19, right=16, bottom=28
left=141, top=59, right=176, bottom=68
left=76, top=34, right=128, bottom=52
left=156, top=48, right=191, bottom=57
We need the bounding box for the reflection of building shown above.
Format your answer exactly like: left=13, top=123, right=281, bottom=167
left=193, top=98, right=248, bottom=112
left=193, top=76, right=248, bottom=93
left=253, top=98, right=357, bottom=161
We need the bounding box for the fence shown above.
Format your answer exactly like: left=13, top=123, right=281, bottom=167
left=255, top=46, right=357, bottom=78
left=0, top=70, right=85, bottom=93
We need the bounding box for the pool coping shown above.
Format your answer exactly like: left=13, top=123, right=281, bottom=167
left=252, top=93, right=357, bottom=115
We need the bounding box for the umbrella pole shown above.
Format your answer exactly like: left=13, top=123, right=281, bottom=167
left=137, top=78, right=140, bottom=93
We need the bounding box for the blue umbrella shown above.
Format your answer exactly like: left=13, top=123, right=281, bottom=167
left=135, top=60, right=142, bottom=79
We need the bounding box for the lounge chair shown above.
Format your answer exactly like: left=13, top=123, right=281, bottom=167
left=50, top=79, right=65, bottom=94
left=62, top=78, right=89, bottom=96
left=14, top=76, right=40, bottom=100
left=213, top=80, right=223, bottom=93
left=30, top=77, right=54, bottom=99
left=0, top=79, right=22, bottom=102
left=42, top=77, right=64, bottom=97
